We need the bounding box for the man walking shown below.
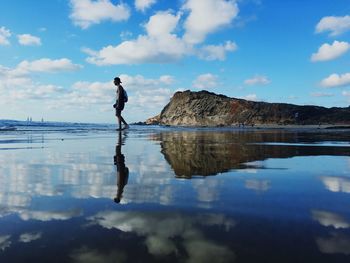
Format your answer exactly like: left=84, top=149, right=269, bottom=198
left=113, top=77, right=129, bottom=130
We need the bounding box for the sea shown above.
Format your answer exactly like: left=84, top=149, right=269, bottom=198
left=0, top=119, right=349, bottom=262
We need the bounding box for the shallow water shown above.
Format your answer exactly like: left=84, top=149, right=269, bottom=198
left=0, top=127, right=349, bottom=262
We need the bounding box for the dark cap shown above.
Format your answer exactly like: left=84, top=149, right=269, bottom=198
left=114, top=77, right=122, bottom=83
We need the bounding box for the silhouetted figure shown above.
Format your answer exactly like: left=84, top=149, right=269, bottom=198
left=113, top=77, right=129, bottom=131
left=113, top=131, right=129, bottom=203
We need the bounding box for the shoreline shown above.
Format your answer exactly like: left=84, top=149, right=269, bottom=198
left=239, top=124, right=350, bottom=130
left=1, top=122, right=350, bottom=135
left=134, top=122, right=350, bottom=130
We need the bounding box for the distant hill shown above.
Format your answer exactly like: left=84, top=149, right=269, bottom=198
left=146, top=90, right=350, bottom=126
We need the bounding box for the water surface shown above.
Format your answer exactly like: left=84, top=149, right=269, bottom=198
left=0, top=127, right=349, bottom=262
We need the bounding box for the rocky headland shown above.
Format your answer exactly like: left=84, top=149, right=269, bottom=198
left=151, top=131, right=350, bottom=178
left=146, top=90, right=350, bottom=127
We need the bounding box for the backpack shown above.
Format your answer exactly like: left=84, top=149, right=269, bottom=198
left=123, top=89, right=128, bottom=103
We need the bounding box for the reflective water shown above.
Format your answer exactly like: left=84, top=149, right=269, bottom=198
left=0, top=127, right=349, bottom=262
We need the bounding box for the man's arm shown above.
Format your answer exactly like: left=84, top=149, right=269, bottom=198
left=117, top=85, right=124, bottom=107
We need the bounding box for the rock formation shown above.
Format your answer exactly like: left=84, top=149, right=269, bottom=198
left=150, top=131, right=350, bottom=178
left=146, top=90, right=350, bottom=126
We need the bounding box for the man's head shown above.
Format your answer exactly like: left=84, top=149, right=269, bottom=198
left=114, top=77, right=122, bottom=85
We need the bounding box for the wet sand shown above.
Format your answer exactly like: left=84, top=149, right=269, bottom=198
left=0, top=127, right=349, bottom=262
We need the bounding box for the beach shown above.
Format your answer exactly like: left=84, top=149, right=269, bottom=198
left=0, top=124, right=349, bottom=262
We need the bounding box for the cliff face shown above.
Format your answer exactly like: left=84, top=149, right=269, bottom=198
left=146, top=90, right=350, bottom=126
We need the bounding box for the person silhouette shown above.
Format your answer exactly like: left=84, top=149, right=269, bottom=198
left=113, top=130, right=129, bottom=203
left=113, top=77, right=129, bottom=131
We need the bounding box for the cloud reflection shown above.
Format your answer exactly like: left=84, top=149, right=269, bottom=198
left=320, top=176, right=350, bottom=193
left=312, top=210, right=350, bottom=229
left=312, top=209, right=350, bottom=255
left=87, top=211, right=235, bottom=262
left=191, top=179, right=220, bottom=204
left=0, top=235, right=11, bottom=251
left=0, top=137, right=182, bottom=207
left=19, top=208, right=82, bottom=221
left=71, top=246, right=127, bottom=263
left=316, top=233, right=350, bottom=255
left=19, top=232, right=42, bottom=243
left=245, top=179, right=270, bottom=192
left=0, top=193, right=31, bottom=208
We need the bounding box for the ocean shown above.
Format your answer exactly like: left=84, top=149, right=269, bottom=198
left=0, top=119, right=116, bottom=132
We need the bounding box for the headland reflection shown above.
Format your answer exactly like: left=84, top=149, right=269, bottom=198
left=150, top=130, right=350, bottom=178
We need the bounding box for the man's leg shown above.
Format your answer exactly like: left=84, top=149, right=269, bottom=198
left=121, top=116, right=128, bottom=127
left=120, top=112, right=128, bottom=128
left=116, top=110, right=122, bottom=130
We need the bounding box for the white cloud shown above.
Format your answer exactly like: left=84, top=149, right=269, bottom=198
left=120, top=30, right=133, bottom=41
left=0, top=65, right=31, bottom=88
left=84, top=3, right=239, bottom=65
left=0, top=26, right=11, bottom=45
left=133, top=88, right=173, bottom=109
left=69, top=0, right=130, bottom=29
left=135, top=0, right=156, bottom=12
left=16, top=58, right=82, bottom=74
left=119, top=74, right=174, bottom=89
left=320, top=73, right=350, bottom=88
left=10, top=84, right=65, bottom=100
left=343, top=91, right=350, bottom=97
left=1, top=66, right=175, bottom=121
left=159, top=75, right=174, bottom=85
left=145, top=11, right=180, bottom=37
left=73, top=80, right=112, bottom=92
left=198, top=41, right=237, bottom=60
left=85, top=11, right=191, bottom=65
left=316, top=15, right=350, bottom=36
left=34, top=85, right=64, bottom=97
left=47, top=74, right=174, bottom=120
left=49, top=74, right=175, bottom=113
left=115, top=74, right=174, bottom=112
left=182, top=0, right=239, bottom=44
left=244, top=75, right=270, bottom=85
left=0, top=62, right=71, bottom=102
left=17, top=34, right=42, bottom=46
left=242, top=93, right=258, bottom=101
left=311, top=92, right=334, bottom=97
left=113, top=74, right=174, bottom=111
left=311, top=41, right=350, bottom=62
left=193, top=73, right=218, bottom=89
left=69, top=80, right=113, bottom=105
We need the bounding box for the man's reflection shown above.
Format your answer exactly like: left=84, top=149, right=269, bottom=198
left=113, top=130, right=129, bottom=204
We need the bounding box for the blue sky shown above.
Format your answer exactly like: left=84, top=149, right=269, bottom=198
left=0, top=0, right=350, bottom=123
